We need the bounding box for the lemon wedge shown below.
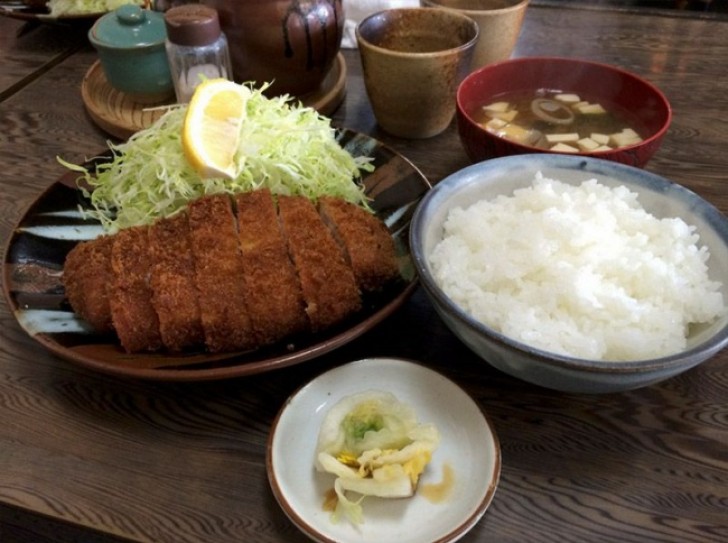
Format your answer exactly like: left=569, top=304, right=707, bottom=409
left=182, top=78, right=250, bottom=179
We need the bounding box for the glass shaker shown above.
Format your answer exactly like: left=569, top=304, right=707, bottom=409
left=164, top=4, right=233, bottom=103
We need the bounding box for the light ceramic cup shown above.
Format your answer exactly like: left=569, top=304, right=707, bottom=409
left=421, top=0, right=529, bottom=70
left=356, top=7, right=479, bottom=139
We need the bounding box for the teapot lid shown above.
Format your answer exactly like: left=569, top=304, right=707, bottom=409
left=89, top=5, right=167, bottom=49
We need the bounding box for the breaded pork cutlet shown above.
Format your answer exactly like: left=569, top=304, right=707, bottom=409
left=109, top=226, right=162, bottom=352
left=235, top=189, right=308, bottom=345
left=63, top=235, right=114, bottom=333
left=277, top=195, right=361, bottom=332
left=318, top=197, right=400, bottom=292
left=63, top=192, right=399, bottom=354
left=147, top=212, right=205, bottom=352
left=187, top=194, right=257, bottom=353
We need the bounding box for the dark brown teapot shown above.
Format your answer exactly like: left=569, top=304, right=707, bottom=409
left=201, top=0, right=343, bottom=97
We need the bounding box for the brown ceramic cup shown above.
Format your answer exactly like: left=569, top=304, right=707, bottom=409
left=201, top=0, right=343, bottom=97
left=420, top=0, right=529, bottom=70
left=356, top=8, right=478, bottom=139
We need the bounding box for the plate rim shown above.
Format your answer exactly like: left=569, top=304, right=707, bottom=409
left=266, top=357, right=502, bottom=543
left=0, top=6, right=104, bottom=21
left=2, top=129, right=431, bottom=381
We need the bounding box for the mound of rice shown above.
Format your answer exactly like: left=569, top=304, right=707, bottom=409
left=429, top=173, right=726, bottom=361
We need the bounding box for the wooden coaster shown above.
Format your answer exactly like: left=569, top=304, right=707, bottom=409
left=81, top=54, right=347, bottom=140
left=300, top=52, right=347, bottom=117
left=81, top=61, right=172, bottom=140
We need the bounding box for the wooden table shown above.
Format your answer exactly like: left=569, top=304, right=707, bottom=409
left=1, top=4, right=727, bottom=542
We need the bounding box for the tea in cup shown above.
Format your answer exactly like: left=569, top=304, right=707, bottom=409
left=356, top=7, right=478, bottom=139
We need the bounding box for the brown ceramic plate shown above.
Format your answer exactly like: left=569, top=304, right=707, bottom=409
left=0, top=4, right=104, bottom=21
left=2, top=129, right=430, bottom=381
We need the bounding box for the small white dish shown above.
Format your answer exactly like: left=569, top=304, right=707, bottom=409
left=267, top=357, right=501, bottom=543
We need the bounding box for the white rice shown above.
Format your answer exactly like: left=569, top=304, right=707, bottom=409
left=429, top=172, right=726, bottom=361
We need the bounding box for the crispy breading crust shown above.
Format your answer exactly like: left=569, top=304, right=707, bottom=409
left=148, top=212, right=205, bottom=351
left=187, top=194, right=257, bottom=353
left=63, top=192, right=397, bottom=354
left=62, top=235, right=114, bottom=333
left=109, top=226, right=162, bottom=352
left=278, top=195, right=361, bottom=332
left=318, top=196, right=400, bottom=292
left=235, top=189, right=308, bottom=345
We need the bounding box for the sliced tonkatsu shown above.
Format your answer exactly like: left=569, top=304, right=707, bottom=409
left=147, top=212, right=205, bottom=352
left=62, top=234, right=114, bottom=333
left=235, top=189, right=308, bottom=345
left=318, top=196, right=400, bottom=292
left=277, top=195, right=361, bottom=332
left=62, top=190, right=401, bottom=354
left=187, top=194, right=258, bottom=353
left=109, top=225, right=162, bottom=352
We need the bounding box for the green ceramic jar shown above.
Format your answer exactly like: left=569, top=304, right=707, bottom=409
left=89, top=5, right=173, bottom=103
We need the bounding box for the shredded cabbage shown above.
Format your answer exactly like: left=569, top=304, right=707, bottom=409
left=47, top=0, right=144, bottom=17
left=61, top=86, right=373, bottom=234
left=315, top=391, right=440, bottom=525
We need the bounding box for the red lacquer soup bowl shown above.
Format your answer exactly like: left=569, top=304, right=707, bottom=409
left=456, top=56, right=672, bottom=167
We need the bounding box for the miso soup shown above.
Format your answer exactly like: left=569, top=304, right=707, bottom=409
left=472, top=89, right=648, bottom=153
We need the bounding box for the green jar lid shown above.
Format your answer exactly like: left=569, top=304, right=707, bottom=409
left=89, top=5, right=167, bottom=49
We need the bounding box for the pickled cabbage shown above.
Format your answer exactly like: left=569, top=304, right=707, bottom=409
left=315, top=391, right=440, bottom=524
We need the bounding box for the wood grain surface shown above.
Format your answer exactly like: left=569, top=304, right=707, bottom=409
left=1, top=3, right=727, bottom=542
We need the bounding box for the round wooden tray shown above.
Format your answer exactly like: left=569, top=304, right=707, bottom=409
left=81, top=53, right=348, bottom=140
